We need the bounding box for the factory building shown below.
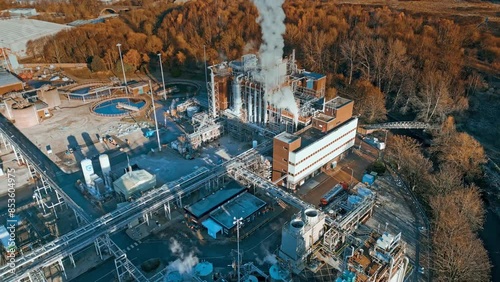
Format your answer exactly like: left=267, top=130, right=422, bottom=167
left=113, top=169, right=156, bottom=199
left=208, top=52, right=326, bottom=134
left=184, top=186, right=246, bottom=224
left=208, top=192, right=267, bottom=237
left=272, top=97, right=358, bottom=190
left=0, top=69, right=23, bottom=95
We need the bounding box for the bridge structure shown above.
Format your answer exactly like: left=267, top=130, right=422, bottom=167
left=0, top=112, right=296, bottom=282
left=359, top=121, right=435, bottom=134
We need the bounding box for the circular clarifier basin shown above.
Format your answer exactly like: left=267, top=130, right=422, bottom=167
left=91, top=97, right=148, bottom=117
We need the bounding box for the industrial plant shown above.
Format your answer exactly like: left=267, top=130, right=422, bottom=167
left=0, top=1, right=421, bottom=282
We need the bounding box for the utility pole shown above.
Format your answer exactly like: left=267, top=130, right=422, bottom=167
left=116, top=43, right=129, bottom=94
left=149, top=80, right=161, bottom=152
left=157, top=52, right=167, bottom=101
left=233, top=217, right=243, bottom=282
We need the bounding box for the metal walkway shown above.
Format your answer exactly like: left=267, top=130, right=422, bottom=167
left=361, top=121, right=433, bottom=130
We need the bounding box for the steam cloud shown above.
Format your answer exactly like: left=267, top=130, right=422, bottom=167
left=251, top=0, right=299, bottom=125
left=167, top=238, right=199, bottom=274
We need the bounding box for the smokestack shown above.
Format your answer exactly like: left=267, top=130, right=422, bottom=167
left=251, top=0, right=299, bottom=125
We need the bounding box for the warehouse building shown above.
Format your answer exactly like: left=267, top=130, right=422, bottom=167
left=272, top=97, right=358, bottom=190
left=184, top=186, right=246, bottom=224
left=0, top=18, right=70, bottom=58
left=204, top=192, right=267, bottom=238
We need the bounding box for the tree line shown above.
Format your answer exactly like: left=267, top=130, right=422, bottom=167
left=386, top=117, right=491, bottom=281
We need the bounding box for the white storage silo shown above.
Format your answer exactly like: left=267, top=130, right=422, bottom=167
left=99, top=154, right=111, bottom=176
left=194, top=262, right=213, bottom=282
left=252, top=140, right=258, bottom=149
left=80, top=159, right=94, bottom=185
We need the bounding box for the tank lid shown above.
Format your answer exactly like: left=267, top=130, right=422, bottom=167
left=194, top=261, right=213, bottom=276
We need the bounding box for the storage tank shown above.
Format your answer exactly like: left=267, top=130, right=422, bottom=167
left=289, top=219, right=304, bottom=235
left=194, top=261, right=213, bottom=282
left=164, top=270, right=182, bottom=282
left=80, top=159, right=94, bottom=185
left=99, top=154, right=111, bottom=176
left=269, top=264, right=290, bottom=282
left=252, top=140, right=258, bottom=149
left=243, top=275, right=258, bottom=282
left=11, top=103, right=39, bottom=128
left=304, top=208, right=319, bottom=226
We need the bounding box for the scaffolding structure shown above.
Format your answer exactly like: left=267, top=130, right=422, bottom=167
left=208, top=52, right=327, bottom=134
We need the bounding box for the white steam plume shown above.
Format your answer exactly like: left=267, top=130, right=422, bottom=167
left=167, top=238, right=199, bottom=274
left=251, top=0, right=299, bottom=125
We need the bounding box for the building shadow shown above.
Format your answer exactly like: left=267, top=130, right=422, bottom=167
left=82, top=132, right=100, bottom=159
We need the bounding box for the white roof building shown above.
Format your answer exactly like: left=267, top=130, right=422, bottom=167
left=113, top=169, right=156, bottom=199
left=0, top=18, right=71, bottom=57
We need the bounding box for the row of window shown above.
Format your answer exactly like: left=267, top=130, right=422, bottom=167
left=288, top=128, right=356, bottom=166
left=288, top=138, right=354, bottom=177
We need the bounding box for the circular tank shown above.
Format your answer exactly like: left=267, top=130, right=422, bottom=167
left=99, top=154, right=111, bottom=176
left=244, top=275, right=258, bottom=282
left=164, top=270, right=182, bottom=282
left=304, top=208, right=319, bottom=225
left=80, top=159, right=94, bottom=185
left=194, top=261, right=213, bottom=282
left=290, top=219, right=304, bottom=234
left=11, top=104, right=38, bottom=128
left=269, top=264, right=290, bottom=282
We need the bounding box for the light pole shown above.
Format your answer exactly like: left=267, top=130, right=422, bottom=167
left=149, top=80, right=161, bottom=152
left=233, top=217, right=243, bottom=282
left=346, top=166, right=354, bottom=185
left=157, top=52, right=167, bottom=100
left=116, top=43, right=129, bottom=94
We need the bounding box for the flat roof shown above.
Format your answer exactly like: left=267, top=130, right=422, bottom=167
left=302, top=71, right=326, bottom=80
left=296, top=116, right=357, bottom=152
left=314, top=113, right=334, bottom=122
left=0, top=19, right=70, bottom=56
left=325, top=96, right=352, bottom=110
left=185, top=185, right=245, bottom=218
left=210, top=192, right=267, bottom=229
left=274, top=132, right=300, bottom=144
left=0, top=69, right=22, bottom=87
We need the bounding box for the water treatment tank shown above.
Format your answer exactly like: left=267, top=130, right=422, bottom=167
left=164, top=271, right=182, bottom=282
left=290, top=219, right=304, bottom=235
left=269, top=264, right=290, bottom=282
left=99, top=154, right=111, bottom=176
left=80, top=159, right=94, bottom=185
left=194, top=261, right=213, bottom=282
left=304, top=208, right=319, bottom=226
